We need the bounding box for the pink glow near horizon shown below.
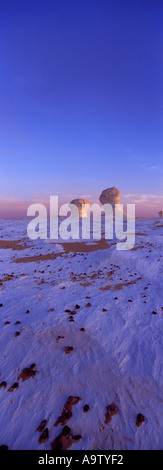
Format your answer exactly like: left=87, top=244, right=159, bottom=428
left=0, top=194, right=163, bottom=219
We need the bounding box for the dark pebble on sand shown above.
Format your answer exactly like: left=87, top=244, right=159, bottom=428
left=136, top=413, right=145, bottom=427
left=65, top=346, right=73, bottom=354
left=38, top=427, right=49, bottom=443
left=62, top=426, right=71, bottom=436
left=36, top=419, right=47, bottom=433
left=0, top=381, right=7, bottom=388
left=72, top=435, right=81, bottom=441
left=83, top=404, right=89, bottom=413
left=7, top=382, right=19, bottom=392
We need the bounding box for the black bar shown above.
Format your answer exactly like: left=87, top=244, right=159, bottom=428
left=0, top=450, right=162, bottom=467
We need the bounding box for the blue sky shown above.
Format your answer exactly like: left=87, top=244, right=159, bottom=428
left=0, top=0, right=163, bottom=216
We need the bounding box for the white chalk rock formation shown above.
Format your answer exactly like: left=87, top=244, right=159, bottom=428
left=158, top=211, right=163, bottom=217
left=70, top=198, right=91, bottom=217
left=99, top=187, right=121, bottom=206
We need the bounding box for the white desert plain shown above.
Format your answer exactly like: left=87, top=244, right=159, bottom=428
left=0, top=216, right=163, bottom=450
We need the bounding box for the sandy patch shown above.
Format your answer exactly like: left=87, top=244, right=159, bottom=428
left=131, top=245, right=144, bottom=251
left=100, top=277, right=142, bottom=291
left=0, top=274, right=16, bottom=283
left=0, top=239, right=31, bottom=250
left=12, top=239, right=112, bottom=263
left=13, top=252, right=64, bottom=263
left=59, top=238, right=112, bottom=253
left=80, top=282, right=93, bottom=287
left=135, top=233, right=148, bottom=236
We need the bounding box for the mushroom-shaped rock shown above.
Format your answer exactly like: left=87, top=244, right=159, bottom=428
left=99, top=187, right=121, bottom=206
left=70, top=199, right=91, bottom=218
left=158, top=211, right=163, bottom=217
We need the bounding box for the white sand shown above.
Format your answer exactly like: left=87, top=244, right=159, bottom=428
left=0, top=217, right=163, bottom=450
